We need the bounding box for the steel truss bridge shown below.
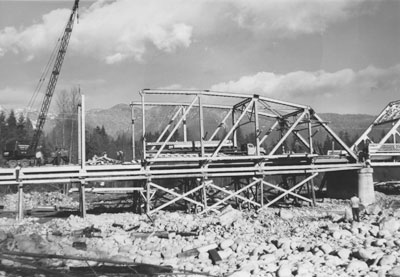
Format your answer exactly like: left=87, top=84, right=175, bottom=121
left=5, top=89, right=399, bottom=216
left=352, top=100, right=400, bottom=167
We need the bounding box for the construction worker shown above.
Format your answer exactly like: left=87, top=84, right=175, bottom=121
left=35, top=149, right=44, bottom=166
left=350, top=193, right=361, bottom=222
left=60, top=148, right=69, bottom=164
left=117, top=150, right=124, bottom=162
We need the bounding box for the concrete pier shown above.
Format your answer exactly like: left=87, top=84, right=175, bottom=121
left=358, top=167, right=375, bottom=206
left=326, top=167, right=375, bottom=206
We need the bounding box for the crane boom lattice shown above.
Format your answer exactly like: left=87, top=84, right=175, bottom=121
left=30, top=0, right=79, bottom=152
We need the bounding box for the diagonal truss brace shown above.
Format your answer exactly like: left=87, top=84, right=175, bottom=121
left=151, top=106, right=184, bottom=150
left=147, top=181, right=204, bottom=214
left=208, top=109, right=233, bottom=141
left=261, top=173, right=318, bottom=208
left=152, top=96, right=198, bottom=160
left=312, top=113, right=358, bottom=161
left=377, top=119, right=400, bottom=147
left=255, top=177, right=312, bottom=203
left=199, top=179, right=261, bottom=214
left=269, top=110, right=307, bottom=155
left=211, top=98, right=256, bottom=158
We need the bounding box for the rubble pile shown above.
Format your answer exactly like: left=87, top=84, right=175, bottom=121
left=0, top=191, right=79, bottom=211
left=86, top=154, right=121, bottom=165
left=0, top=195, right=399, bottom=276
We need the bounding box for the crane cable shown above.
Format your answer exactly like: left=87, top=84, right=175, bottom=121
left=27, top=35, right=62, bottom=112
left=26, top=9, right=74, bottom=113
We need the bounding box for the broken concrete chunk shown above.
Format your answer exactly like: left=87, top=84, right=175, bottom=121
left=218, top=205, right=242, bottom=227
left=72, top=241, right=87, bottom=251
left=220, top=239, right=235, bottom=250
left=279, top=209, right=294, bottom=220
left=379, top=217, right=400, bottom=234
left=197, top=243, right=218, bottom=253
left=346, top=260, right=368, bottom=274
left=208, top=249, right=222, bottom=265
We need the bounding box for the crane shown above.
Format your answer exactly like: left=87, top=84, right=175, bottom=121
left=30, top=0, right=79, bottom=152
left=2, top=0, right=79, bottom=167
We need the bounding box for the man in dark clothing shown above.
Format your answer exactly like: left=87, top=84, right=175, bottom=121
left=350, top=194, right=361, bottom=222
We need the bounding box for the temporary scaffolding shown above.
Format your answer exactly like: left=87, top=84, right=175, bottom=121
left=1, top=90, right=363, bottom=217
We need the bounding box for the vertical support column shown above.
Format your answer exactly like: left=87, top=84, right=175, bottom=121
left=182, top=107, right=187, bottom=142
left=146, top=179, right=151, bottom=214
left=81, top=94, right=86, bottom=167
left=307, top=112, right=314, bottom=154
left=130, top=103, right=136, bottom=160
left=234, top=178, right=240, bottom=207
left=254, top=97, right=260, bottom=156
left=77, top=104, right=82, bottom=166
left=199, top=95, right=205, bottom=157
left=232, top=109, right=237, bottom=148
left=79, top=94, right=87, bottom=218
left=141, top=91, right=146, bottom=161
left=15, top=164, right=23, bottom=220
left=358, top=167, right=375, bottom=206
left=310, top=177, right=316, bottom=207
left=17, top=183, right=24, bottom=220
left=79, top=180, right=86, bottom=218
left=260, top=177, right=264, bottom=207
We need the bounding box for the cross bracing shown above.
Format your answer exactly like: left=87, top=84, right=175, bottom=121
left=1, top=89, right=364, bottom=216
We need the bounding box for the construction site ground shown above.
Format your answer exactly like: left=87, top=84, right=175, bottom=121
left=0, top=188, right=400, bottom=277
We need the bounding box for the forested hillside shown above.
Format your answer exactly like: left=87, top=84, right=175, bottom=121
left=0, top=101, right=390, bottom=166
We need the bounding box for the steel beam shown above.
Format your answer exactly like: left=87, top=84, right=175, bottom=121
left=211, top=98, right=256, bottom=158
left=256, top=178, right=312, bottom=203
left=152, top=96, right=198, bottom=161
left=262, top=173, right=318, bottom=208
left=269, top=110, right=307, bottom=156
left=152, top=106, right=183, bottom=150
left=312, top=113, right=358, bottom=161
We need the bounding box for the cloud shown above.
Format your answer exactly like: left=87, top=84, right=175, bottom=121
left=225, top=0, right=369, bottom=36
left=0, top=86, right=33, bottom=108
left=0, top=0, right=378, bottom=63
left=210, top=64, right=400, bottom=113
left=211, top=69, right=354, bottom=97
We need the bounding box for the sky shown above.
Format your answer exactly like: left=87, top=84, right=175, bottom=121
left=0, top=0, right=399, bottom=114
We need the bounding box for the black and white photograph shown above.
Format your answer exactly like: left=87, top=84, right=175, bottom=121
left=0, top=0, right=400, bottom=276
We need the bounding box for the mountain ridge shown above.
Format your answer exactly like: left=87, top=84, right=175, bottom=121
left=85, top=104, right=377, bottom=140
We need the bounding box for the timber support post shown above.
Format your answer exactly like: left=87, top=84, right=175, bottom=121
left=79, top=180, right=86, bottom=218
left=17, top=182, right=24, bottom=220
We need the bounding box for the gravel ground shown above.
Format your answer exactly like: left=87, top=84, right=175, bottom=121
left=0, top=192, right=399, bottom=277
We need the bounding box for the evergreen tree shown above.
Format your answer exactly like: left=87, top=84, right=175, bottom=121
left=342, top=131, right=351, bottom=146
left=6, top=110, right=17, bottom=141
left=323, top=135, right=332, bottom=154
left=86, top=125, right=113, bottom=159
left=16, top=113, right=27, bottom=142
left=0, top=111, right=6, bottom=149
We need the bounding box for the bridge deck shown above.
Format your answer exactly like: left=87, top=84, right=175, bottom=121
left=0, top=156, right=360, bottom=186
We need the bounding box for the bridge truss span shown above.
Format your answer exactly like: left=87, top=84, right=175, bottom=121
left=131, top=89, right=360, bottom=214
left=1, top=89, right=363, bottom=216
left=352, top=100, right=400, bottom=166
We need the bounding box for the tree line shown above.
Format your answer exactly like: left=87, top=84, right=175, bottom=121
left=1, top=85, right=388, bottom=166
left=0, top=106, right=361, bottom=165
